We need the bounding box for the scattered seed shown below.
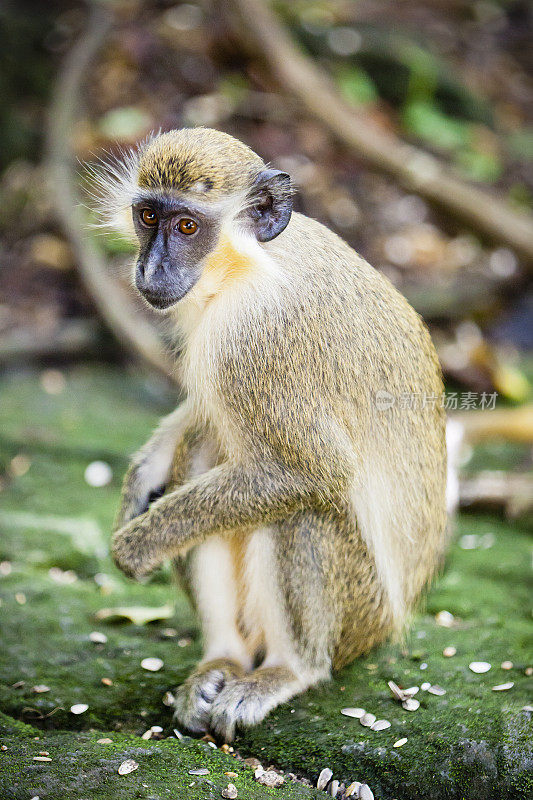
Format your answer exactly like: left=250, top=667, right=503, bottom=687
left=328, top=779, right=339, bottom=796
left=341, top=707, right=365, bottom=718
left=525, top=667, right=533, bottom=676
left=255, top=769, right=285, bottom=788
left=101, top=677, right=113, bottom=686
left=0, top=745, right=7, bottom=751
left=317, top=767, right=333, bottom=790
left=33, top=756, right=52, bottom=762
left=420, top=663, right=428, bottom=670
left=221, top=784, right=238, bottom=799
left=15, top=593, right=26, bottom=605
left=162, top=691, right=175, bottom=706
left=97, top=738, right=112, bottom=744
left=189, top=768, right=209, bottom=775
left=443, top=646, right=457, bottom=657
left=141, top=657, right=164, bottom=672
left=84, top=461, right=113, bottom=487
left=0, top=561, right=12, bottom=576
left=522, top=705, right=533, bottom=712
left=492, top=682, right=514, bottom=691
left=70, top=703, right=88, bottom=715
left=435, top=610, right=454, bottom=627
left=428, top=685, right=446, bottom=696
left=469, top=661, right=491, bottom=674
left=501, top=661, right=513, bottom=670
left=345, top=781, right=362, bottom=796
left=207, top=740, right=217, bottom=749
left=225, top=772, right=238, bottom=778
left=394, top=738, right=408, bottom=747
left=403, top=686, right=419, bottom=697
left=402, top=698, right=420, bottom=711
left=32, top=685, right=50, bottom=694
left=178, top=637, right=193, bottom=647
left=388, top=680, right=404, bottom=701
left=38, top=752, right=49, bottom=756
left=360, top=712, right=377, bottom=727
left=359, top=784, right=375, bottom=800
left=141, top=729, right=153, bottom=740
left=421, top=682, right=431, bottom=691
left=118, top=759, right=138, bottom=775
left=89, top=631, right=108, bottom=644
left=173, top=729, right=184, bottom=740
left=371, top=719, right=391, bottom=731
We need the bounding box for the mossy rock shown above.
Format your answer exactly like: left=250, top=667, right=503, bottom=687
left=0, top=367, right=531, bottom=799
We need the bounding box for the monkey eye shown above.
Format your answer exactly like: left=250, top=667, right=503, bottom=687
left=176, top=218, right=198, bottom=236
left=140, top=208, right=158, bottom=227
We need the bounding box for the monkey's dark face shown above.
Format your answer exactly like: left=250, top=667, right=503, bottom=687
left=132, top=195, right=219, bottom=309
left=131, top=169, right=293, bottom=310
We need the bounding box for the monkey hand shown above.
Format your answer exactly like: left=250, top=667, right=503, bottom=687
left=111, top=514, right=164, bottom=580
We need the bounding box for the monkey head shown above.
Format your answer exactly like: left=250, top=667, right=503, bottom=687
left=93, top=127, right=293, bottom=310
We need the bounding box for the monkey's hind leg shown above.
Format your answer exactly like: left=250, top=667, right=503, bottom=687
left=208, top=520, right=336, bottom=741
left=173, top=535, right=252, bottom=734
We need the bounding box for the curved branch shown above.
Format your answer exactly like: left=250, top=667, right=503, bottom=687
left=229, top=0, right=533, bottom=264
left=45, top=2, right=176, bottom=381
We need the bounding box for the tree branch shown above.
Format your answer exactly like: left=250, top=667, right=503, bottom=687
left=229, top=0, right=533, bottom=263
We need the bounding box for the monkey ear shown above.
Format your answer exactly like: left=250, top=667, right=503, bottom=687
left=248, top=169, right=293, bottom=242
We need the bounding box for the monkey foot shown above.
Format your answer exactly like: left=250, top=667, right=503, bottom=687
left=173, top=659, right=245, bottom=735
left=208, top=666, right=300, bottom=742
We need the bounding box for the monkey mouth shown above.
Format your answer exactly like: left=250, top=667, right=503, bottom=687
left=139, top=288, right=184, bottom=310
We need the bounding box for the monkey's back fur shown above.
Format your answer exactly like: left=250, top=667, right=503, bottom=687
left=168, top=211, right=447, bottom=671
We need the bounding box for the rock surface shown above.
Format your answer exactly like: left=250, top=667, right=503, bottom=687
left=0, top=367, right=531, bottom=799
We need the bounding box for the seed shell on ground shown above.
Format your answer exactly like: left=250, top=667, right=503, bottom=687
left=359, top=784, right=375, bottom=800
left=118, top=759, right=138, bottom=775
left=387, top=680, right=404, bottom=701
left=341, top=707, right=365, bottom=718
left=33, top=756, right=52, bottom=762
left=492, top=682, right=514, bottom=691
left=394, top=737, right=408, bottom=747
left=328, top=779, right=339, bottom=796
left=32, top=685, right=50, bottom=693
left=428, top=685, right=446, bottom=696
left=97, top=738, right=112, bottom=744
left=89, top=631, right=107, bottom=644
left=402, top=698, right=420, bottom=711
left=317, top=767, right=333, bottom=790
left=189, top=768, right=209, bottom=775
left=221, top=785, right=238, bottom=799
left=403, top=686, right=419, bottom=697
left=141, top=657, right=164, bottom=672
left=469, top=661, right=491, bottom=673
left=360, top=712, right=377, bottom=727
left=345, top=781, right=361, bottom=796
left=70, top=703, right=88, bottom=715
left=443, top=646, right=456, bottom=657
left=162, top=691, right=175, bottom=706
left=523, top=705, right=533, bottom=712
left=371, top=719, right=391, bottom=731
left=501, top=660, right=513, bottom=670
left=421, top=682, right=431, bottom=691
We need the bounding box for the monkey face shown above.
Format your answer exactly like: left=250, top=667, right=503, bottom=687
left=131, top=195, right=219, bottom=309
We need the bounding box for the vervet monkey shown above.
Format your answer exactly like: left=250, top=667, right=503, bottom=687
left=98, top=127, right=447, bottom=741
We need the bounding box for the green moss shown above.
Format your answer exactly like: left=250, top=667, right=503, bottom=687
left=0, top=367, right=531, bottom=799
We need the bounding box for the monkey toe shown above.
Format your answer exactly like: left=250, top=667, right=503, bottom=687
left=209, top=669, right=298, bottom=742
left=173, top=660, right=245, bottom=735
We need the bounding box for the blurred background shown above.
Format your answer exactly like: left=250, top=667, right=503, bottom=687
left=1, top=0, right=532, bottom=517
left=0, top=4, right=532, bottom=795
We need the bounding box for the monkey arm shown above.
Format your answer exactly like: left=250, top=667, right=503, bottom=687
left=111, top=454, right=349, bottom=580
left=114, top=402, right=197, bottom=530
